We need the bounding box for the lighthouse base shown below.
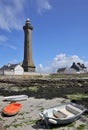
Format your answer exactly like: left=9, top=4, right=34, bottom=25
left=23, top=65, right=36, bottom=72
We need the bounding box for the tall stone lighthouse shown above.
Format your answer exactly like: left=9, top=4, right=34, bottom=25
left=22, top=19, right=36, bottom=72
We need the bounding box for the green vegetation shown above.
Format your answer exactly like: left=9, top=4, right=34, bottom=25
left=48, top=73, right=88, bottom=79
left=66, top=93, right=88, bottom=100
left=0, top=117, right=5, bottom=123
left=29, top=119, right=38, bottom=125
left=50, top=122, right=76, bottom=130
left=38, top=105, right=44, bottom=111
left=27, top=86, right=38, bottom=92
left=4, top=117, right=39, bottom=129
left=50, top=128, right=57, bottom=130
left=21, top=75, right=43, bottom=79
left=67, top=122, right=75, bottom=127
left=12, top=123, right=23, bottom=128
left=18, top=86, right=39, bottom=92
left=77, top=124, right=86, bottom=130
left=4, top=125, right=10, bottom=129
left=85, top=115, right=88, bottom=118
left=0, top=117, right=4, bottom=121
left=18, top=111, right=25, bottom=115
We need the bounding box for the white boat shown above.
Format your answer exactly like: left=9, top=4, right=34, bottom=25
left=3, top=95, right=28, bottom=101
left=39, top=102, right=87, bottom=125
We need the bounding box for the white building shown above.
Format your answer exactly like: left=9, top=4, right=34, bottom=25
left=57, top=62, right=87, bottom=74
left=0, top=64, right=24, bottom=75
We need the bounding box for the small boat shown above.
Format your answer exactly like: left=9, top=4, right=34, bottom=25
left=3, top=95, right=28, bottom=101
left=39, top=102, right=87, bottom=125
left=2, top=103, right=22, bottom=116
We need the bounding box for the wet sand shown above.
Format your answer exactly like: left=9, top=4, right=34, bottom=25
left=0, top=96, right=88, bottom=130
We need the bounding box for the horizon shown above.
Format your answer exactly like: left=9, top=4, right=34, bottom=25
left=0, top=0, right=88, bottom=73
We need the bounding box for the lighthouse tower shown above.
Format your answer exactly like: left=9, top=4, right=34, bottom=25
left=22, top=19, right=35, bottom=72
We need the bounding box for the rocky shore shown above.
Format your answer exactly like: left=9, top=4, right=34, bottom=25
left=0, top=77, right=88, bottom=96
left=0, top=76, right=88, bottom=130
left=0, top=76, right=88, bottom=107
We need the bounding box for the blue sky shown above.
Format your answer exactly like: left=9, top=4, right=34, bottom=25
left=0, top=0, right=88, bottom=73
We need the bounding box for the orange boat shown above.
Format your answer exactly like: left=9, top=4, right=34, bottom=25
left=2, top=103, right=22, bottom=116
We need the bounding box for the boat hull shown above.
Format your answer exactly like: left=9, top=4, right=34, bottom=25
left=2, top=103, right=22, bottom=116
left=3, top=95, right=28, bottom=101
left=39, top=102, right=86, bottom=125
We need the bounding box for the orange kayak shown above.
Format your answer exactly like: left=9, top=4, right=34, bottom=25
left=2, top=103, right=22, bottom=116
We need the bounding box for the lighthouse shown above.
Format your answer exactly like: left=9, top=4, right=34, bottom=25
left=22, top=19, right=36, bottom=72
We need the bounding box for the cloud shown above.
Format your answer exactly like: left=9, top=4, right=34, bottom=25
left=5, top=44, right=17, bottom=50
left=36, top=53, right=85, bottom=73
left=0, top=43, right=17, bottom=50
left=0, top=0, right=25, bottom=31
left=36, top=0, right=52, bottom=14
left=0, top=35, right=17, bottom=50
left=0, top=0, right=52, bottom=30
left=52, top=54, right=83, bottom=68
left=9, top=59, right=18, bottom=64
left=0, top=35, right=8, bottom=42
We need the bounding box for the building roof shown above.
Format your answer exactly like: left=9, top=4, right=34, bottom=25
left=0, top=64, right=19, bottom=71
left=57, top=62, right=87, bottom=74
left=71, top=62, right=80, bottom=71
left=71, top=62, right=87, bottom=71
left=57, top=67, right=66, bottom=73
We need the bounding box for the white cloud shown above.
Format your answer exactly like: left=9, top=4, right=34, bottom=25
left=5, top=44, right=17, bottom=50
left=0, top=35, right=8, bottom=42
left=36, top=0, right=52, bottom=14
left=0, top=35, right=16, bottom=50
left=36, top=53, right=86, bottom=73
left=0, top=0, right=25, bottom=31
left=36, top=64, right=51, bottom=73
left=9, top=59, right=18, bottom=64
left=0, top=0, right=52, bottom=30
left=52, top=54, right=83, bottom=68
left=1, top=43, right=17, bottom=50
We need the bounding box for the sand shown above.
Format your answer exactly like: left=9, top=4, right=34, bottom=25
left=0, top=96, right=88, bottom=130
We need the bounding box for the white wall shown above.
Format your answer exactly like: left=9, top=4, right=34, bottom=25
left=4, top=71, right=14, bottom=75
left=0, top=65, right=24, bottom=75
left=14, top=65, right=24, bottom=75
left=0, top=70, right=4, bottom=75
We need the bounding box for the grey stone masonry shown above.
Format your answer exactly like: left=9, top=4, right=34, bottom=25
left=22, top=19, right=36, bottom=72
